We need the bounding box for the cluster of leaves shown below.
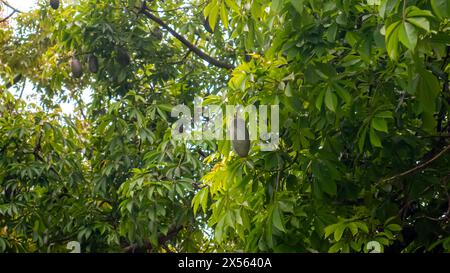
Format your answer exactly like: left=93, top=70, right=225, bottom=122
left=0, top=0, right=449, bottom=253
left=193, top=0, right=450, bottom=253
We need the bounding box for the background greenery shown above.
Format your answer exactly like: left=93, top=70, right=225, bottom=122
left=0, top=0, right=449, bottom=253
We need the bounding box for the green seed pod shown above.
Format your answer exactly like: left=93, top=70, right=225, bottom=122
left=70, top=57, right=83, bottom=78
left=231, top=117, right=250, bottom=157
left=116, top=47, right=130, bottom=67
left=50, top=0, right=60, bottom=10
left=88, top=54, right=99, bottom=73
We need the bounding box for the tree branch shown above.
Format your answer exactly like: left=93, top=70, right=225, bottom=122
left=1, top=0, right=22, bottom=13
left=140, top=7, right=234, bottom=70
left=1, top=74, right=23, bottom=92
left=0, top=9, right=15, bottom=23
left=382, top=145, right=450, bottom=183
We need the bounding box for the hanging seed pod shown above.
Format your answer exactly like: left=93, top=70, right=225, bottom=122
left=50, top=0, right=60, bottom=10
left=70, top=57, right=83, bottom=78
left=116, top=47, right=130, bottom=67
left=88, top=54, right=99, bottom=73
left=231, top=117, right=251, bottom=157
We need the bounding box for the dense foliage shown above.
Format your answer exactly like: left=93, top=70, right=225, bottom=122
left=0, top=0, right=449, bottom=253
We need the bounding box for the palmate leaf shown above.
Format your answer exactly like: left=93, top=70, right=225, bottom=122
left=385, top=13, right=429, bottom=57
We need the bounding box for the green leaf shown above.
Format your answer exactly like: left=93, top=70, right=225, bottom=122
left=0, top=238, right=6, bottom=252
left=272, top=204, right=286, bottom=232
left=325, top=89, right=338, bottom=112
left=126, top=201, right=133, bottom=213
left=355, top=222, right=369, bottom=233
left=348, top=223, right=359, bottom=236
left=192, top=187, right=209, bottom=216
left=379, top=0, right=399, bottom=18
left=200, top=188, right=209, bottom=214
left=334, top=224, right=346, bottom=242
left=215, top=217, right=225, bottom=242
left=406, top=17, right=430, bottom=32
left=398, top=21, right=418, bottom=50
left=225, top=211, right=235, bottom=229
left=234, top=209, right=243, bottom=226
left=358, top=126, right=368, bottom=151
left=406, top=7, right=434, bottom=18
left=265, top=215, right=274, bottom=248
left=158, top=104, right=173, bottom=112
left=375, top=111, right=393, bottom=119
left=220, top=2, right=229, bottom=29
left=416, top=68, right=440, bottom=133
left=326, top=24, right=338, bottom=42
left=208, top=3, right=220, bottom=31
left=371, top=117, right=388, bottom=133
left=431, top=0, right=450, bottom=18
left=203, top=1, right=215, bottom=17
left=315, top=89, right=326, bottom=110
left=369, top=128, right=382, bottom=147
left=285, top=82, right=292, bottom=97
left=324, top=223, right=339, bottom=238
left=376, top=237, right=390, bottom=246
left=386, top=224, right=402, bottom=232
left=333, top=83, right=352, bottom=105
left=329, top=242, right=343, bottom=253
left=225, top=0, right=241, bottom=14
left=318, top=177, right=337, bottom=195
left=229, top=72, right=247, bottom=91
left=385, top=21, right=401, bottom=60
left=271, top=0, right=283, bottom=13
left=290, top=0, right=304, bottom=14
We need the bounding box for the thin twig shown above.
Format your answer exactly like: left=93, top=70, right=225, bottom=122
left=0, top=10, right=15, bottom=23
left=18, top=80, right=26, bottom=100
left=1, top=74, right=23, bottom=92
left=139, top=5, right=234, bottom=70
left=382, top=145, right=450, bottom=183
left=1, top=0, right=22, bottom=13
